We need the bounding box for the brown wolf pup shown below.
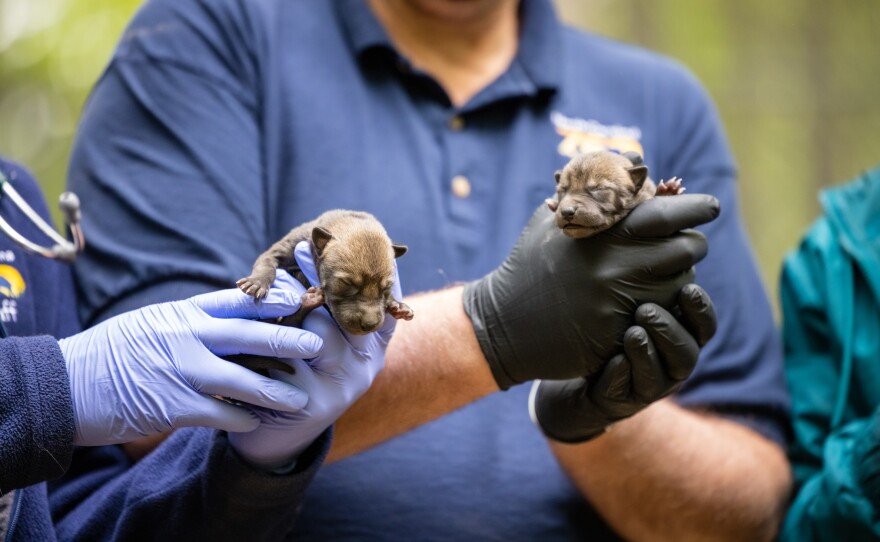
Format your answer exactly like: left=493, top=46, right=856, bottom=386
left=547, top=150, right=683, bottom=239
left=238, top=209, right=413, bottom=335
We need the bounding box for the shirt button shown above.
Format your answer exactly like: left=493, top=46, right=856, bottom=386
left=449, top=116, right=465, bottom=131
left=451, top=175, right=471, bottom=198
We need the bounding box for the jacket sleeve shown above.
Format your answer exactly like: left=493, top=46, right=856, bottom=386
left=0, top=336, right=74, bottom=492
left=777, top=223, right=880, bottom=541
left=780, top=418, right=880, bottom=541
left=49, top=426, right=331, bottom=541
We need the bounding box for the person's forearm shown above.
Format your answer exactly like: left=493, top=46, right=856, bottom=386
left=551, top=399, right=791, bottom=542
left=327, top=286, right=499, bottom=462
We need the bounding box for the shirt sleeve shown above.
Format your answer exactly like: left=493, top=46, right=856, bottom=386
left=48, top=427, right=332, bottom=541
left=649, top=61, right=791, bottom=447
left=0, top=336, right=74, bottom=492
left=67, top=0, right=268, bottom=326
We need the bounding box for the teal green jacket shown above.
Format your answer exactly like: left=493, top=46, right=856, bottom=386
left=780, top=167, right=880, bottom=541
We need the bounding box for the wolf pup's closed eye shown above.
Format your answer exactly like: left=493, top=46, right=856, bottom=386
left=547, top=150, right=684, bottom=239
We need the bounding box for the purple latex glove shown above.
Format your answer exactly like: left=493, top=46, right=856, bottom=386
left=228, top=242, right=395, bottom=470
left=60, top=286, right=323, bottom=446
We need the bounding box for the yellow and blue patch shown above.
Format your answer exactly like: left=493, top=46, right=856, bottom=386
left=551, top=111, right=644, bottom=159
left=0, top=264, right=26, bottom=299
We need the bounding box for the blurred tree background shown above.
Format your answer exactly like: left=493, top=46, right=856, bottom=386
left=0, top=0, right=878, bottom=316
left=558, top=0, right=880, bottom=317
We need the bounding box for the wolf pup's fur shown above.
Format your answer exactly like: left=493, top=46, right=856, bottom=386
left=238, top=209, right=414, bottom=335
left=547, top=150, right=683, bottom=239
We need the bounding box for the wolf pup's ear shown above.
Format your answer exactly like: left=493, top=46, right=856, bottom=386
left=626, top=164, right=648, bottom=192
left=312, top=227, right=333, bottom=254
left=554, top=170, right=562, bottom=184
left=546, top=197, right=559, bottom=212
left=392, top=244, right=408, bottom=258
left=622, top=151, right=644, bottom=166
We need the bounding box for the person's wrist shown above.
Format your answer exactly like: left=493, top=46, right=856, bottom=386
left=55, top=336, right=84, bottom=441
left=461, top=280, right=517, bottom=390
left=56, top=335, right=74, bottom=370
left=230, top=440, right=303, bottom=474
left=528, top=380, right=613, bottom=444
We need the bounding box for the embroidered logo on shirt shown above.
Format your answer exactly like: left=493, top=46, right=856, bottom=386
left=0, top=264, right=25, bottom=298
left=551, top=111, right=644, bottom=158
left=0, top=264, right=23, bottom=324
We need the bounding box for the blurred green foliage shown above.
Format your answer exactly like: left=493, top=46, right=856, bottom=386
left=1, top=0, right=878, bottom=316
left=0, top=0, right=140, bottom=218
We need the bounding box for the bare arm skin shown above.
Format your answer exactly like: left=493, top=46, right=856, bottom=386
left=551, top=400, right=792, bottom=542
left=327, top=286, right=498, bottom=461
left=327, top=289, right=791, bottom=540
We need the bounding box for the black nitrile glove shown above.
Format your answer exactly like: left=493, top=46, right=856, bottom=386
left=529, top=284, right=717, bottom=442
left=463, top=194, right=720, bottom=390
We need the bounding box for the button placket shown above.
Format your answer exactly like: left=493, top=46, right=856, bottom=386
left=451, top=175, right=471, bottom=198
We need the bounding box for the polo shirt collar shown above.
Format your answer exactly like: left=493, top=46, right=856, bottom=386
left=336, top=0, right=394, bottom=55
left=335, top=0, right=563, bottom=96
left=515, top=0, right=563, bottom=94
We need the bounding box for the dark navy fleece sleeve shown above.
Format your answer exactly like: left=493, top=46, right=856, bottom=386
left=0, top=336, right=74, bottom=492
left=49, top=427, right=331, bottom=541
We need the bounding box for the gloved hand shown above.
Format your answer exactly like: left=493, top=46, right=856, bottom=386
left=529, top=284, right=717, bottom=442
left=61, top=286, right=324, bottom=446
left=227, top=241, right=394, bottom=470
left=463, top=194, right=720, bottom=390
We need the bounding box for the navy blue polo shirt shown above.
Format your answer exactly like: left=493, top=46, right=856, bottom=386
left=68, top=0, right=789, bottom=538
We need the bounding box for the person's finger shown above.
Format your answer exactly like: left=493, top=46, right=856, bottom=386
left=198, top=318, right=324, bottom=358
left=590, top=353, right=632, bottom=404
left=293, top=241, right=320, bottom=288
left=174, top=395, right=261, bottom=433
left=677, top=284, right=718, bottom=347
left=634, top=303, right=700, bottom=381
left=644, top=230, right=708, bottom=277
left=614, top=194, right=720, bottom=238
left=297, top=306, right=350, bottom=372
left=191, top=287, right=302, bottom=320
left=191, top=357, right=310, bottom=413
left=273, top=269, right=308, bottom=293
left=622, top=325, right=669, bottom=401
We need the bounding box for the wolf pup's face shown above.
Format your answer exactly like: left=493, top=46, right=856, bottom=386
left=547, top=151, right=648, bottom=239
left=313, top=227, right=407, bottom=335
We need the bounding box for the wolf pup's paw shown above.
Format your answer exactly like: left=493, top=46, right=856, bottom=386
left=275, top=286, right=325, bottom=329
left=387, top=300, right=415, bottom=321
left=236, top=276, right=271, bottom=300
left=300, top=286, right=325, bottom=311
left=655, top=177, right=685, bottom=196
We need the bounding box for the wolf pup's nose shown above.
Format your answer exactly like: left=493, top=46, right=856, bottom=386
left=561, top=207, right=576, bottom=219
left=360, top=319, right=381, bottom=332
